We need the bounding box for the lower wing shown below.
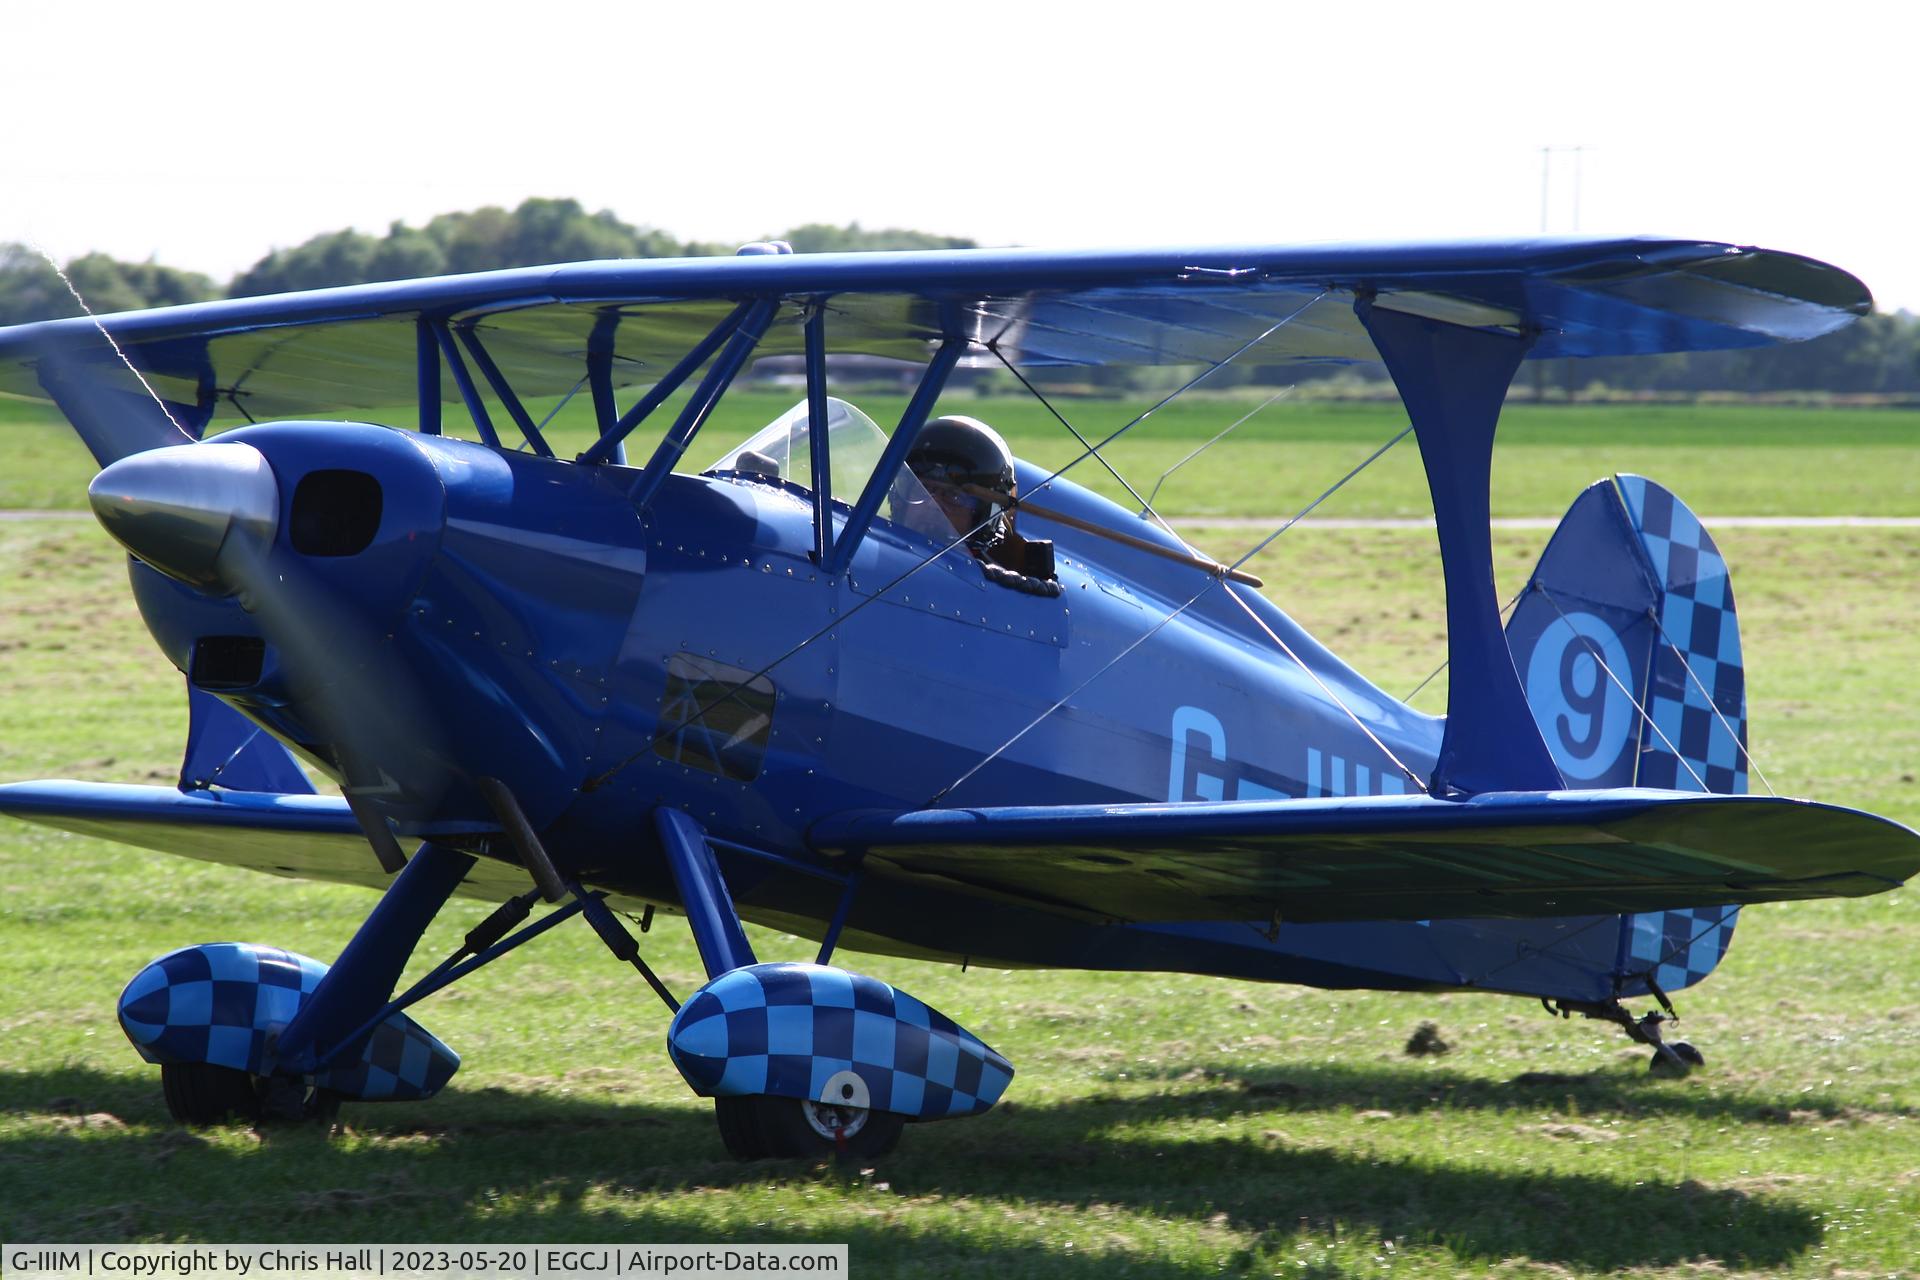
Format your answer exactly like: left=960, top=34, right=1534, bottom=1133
left=0, top=780, right=534, bottom=902
left=810, top=789, right=1920, bottom=925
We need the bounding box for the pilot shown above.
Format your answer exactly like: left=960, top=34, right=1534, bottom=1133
left=891, top=415, right=1061, bottom=596
left=891, top=415, right=1016, bottom=553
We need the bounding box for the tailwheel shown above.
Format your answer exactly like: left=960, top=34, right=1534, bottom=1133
left=161, top=1063, right=262, bottom=1126
left=1649, top=1042, right=1705, bottom=1078
left=714, top=1095, right=904, bottom=1161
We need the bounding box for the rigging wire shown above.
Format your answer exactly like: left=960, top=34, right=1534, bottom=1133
left=957, top=311, right=1428, bottom=797
left=583, top=297, right=1327, bottom=793
left=30, top=239, right=189, bottom=435
left=1147, top=386, right=1296, bottom=511
left=1646, top=607, right=1775, bottom=796
left=928, top=423, right=1426, bottom=805
left=528, top=375, right=590, bottom=452
left=1402, top=587, right=1528, bottom=706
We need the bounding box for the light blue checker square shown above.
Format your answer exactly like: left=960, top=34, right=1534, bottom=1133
left=1642, top=531, right=1670, bottom=583
left=1668, top=503, right=1702, bottom=553
left=167, top=979, right=212, bottom=1027
left=977, top=1064, right=1012, bottom=1103
left=1688, top=918, right=1727, bottom=976
left=926, top=1033, right=959, bottom=1089
left=1661, top=591, right=1693, bottom=650
left=806, top=967, right=856, bottom=1008
left=1708, top=725, right=1739, bottom=771
left=714, top=975, right=767, bottom=1013
left=1619, top=474, right=1647, bottom=521
left=1651, top=698, right=1687, bottom=760
left=894, top=993, right=931, bottom=1028
left=206, top=1024, right=254, bottom=1071
left=206, top=946, right=258, bottom=983
left=253, top=984, right=303, bottom=1032
left=1628, top=915, right=1663, bottom=963
left=890, top=1071, right=924, bottom=1115
left=675, top=1012, right=727, bottom=1059
left=717, top=1053, right=769, bottom=1095
left=852, top=1011, right=895, bottom=1068
left=400, top=1033, right=430, bottom=1086
left=766, top=1004, right=815, bottom=1056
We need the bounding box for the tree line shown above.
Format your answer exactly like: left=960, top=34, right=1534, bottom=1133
left=0, top=198, right=976, bottom=325
left=3, top=198, right=1916, bottom=395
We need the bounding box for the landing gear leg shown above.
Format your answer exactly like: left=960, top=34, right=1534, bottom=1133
left=1545, top=995, right=1704, bottom=1078
left=655, top=808, right=911, bottom=1161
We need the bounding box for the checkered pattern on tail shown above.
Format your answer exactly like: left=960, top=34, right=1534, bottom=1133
left=1616, top=475, right=1749, bottom=794
left=1615, top=474, right=1745, bottom=992
left=1624, top=904, right=1740, bottom=993
left=668, top=962, right=1014, bottom=1120
left=118, top=942, right=460, bottom=1101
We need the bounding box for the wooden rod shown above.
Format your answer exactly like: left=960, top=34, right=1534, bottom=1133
left=962, top=485, right=1265, bottom=588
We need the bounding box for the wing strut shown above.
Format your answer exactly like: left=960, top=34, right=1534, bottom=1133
left=628, top=299, right=780, bottom=507
left=1355, top=299, right=1562, bottom=796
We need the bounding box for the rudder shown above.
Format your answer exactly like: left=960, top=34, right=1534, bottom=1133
left=1506, top=473, right=1748, bottom=995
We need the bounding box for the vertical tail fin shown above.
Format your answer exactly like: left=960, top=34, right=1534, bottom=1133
left=1506, top=474, right=1748, bottom=994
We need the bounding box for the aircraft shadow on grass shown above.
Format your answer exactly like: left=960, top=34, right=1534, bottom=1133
left=0, top=1065, right=1831, bottom=1271
left=1096, top=1058, right=1919, bottom=1127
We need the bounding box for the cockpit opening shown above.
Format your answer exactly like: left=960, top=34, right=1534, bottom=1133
left=704, top=399, right=1059, bottom=595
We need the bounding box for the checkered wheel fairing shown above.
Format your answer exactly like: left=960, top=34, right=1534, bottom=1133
left=117, top=942, right=460, bottom=1102
left=668, top=962, right=1015, bottom=1120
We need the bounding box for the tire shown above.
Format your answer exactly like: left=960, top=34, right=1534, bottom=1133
left=713, top=1095, right=904, bottom=1160
left=161, top=1063, right=262, bottom=1125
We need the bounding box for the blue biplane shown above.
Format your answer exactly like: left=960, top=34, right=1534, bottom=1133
left=1, top=237, right=1914, bottom=1158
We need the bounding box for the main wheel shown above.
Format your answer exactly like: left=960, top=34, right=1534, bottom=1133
left=161, top=1063, right=262, bottom=1125
left=713, top=1095, right=904, bottom=1160
left=1648, top=1042, right=1705, bottom=1078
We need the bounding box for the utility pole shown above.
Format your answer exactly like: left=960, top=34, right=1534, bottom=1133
left=1535, top=145, right=1592, bottom=401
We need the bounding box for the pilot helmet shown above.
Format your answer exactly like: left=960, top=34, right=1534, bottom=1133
left=903, top=415, right=1016, bottom=551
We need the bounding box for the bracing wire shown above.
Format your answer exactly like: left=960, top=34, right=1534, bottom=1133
left=1147, top=386, right=1295, bottom=511
left=1402, top=588, right=1528, bottom=705
left=583, top=296, right=1329, bottom=793
left=30, top=239, right=189, bottom=434
left=528, top=375, right=590, bottom=452
left=929, top=423, right=1427, bottom=805
left=1645, top=608, right=1775, bottom=796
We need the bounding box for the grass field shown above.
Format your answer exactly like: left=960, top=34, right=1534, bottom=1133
left=1, top=395, right=1917, bottom=1277
left=8, top=390, right=1920, bottom=519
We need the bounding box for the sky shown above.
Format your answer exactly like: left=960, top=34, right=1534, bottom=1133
left=8, top=1, right=1919, bottom=311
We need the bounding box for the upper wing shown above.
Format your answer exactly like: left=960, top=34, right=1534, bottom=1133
left=810, top=789, right=1920, bottom=925
left=0, top=238, right=1869, bottom=423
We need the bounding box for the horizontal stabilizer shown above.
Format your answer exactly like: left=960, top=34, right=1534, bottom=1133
left=811, top=790, right=1918, bottom=925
